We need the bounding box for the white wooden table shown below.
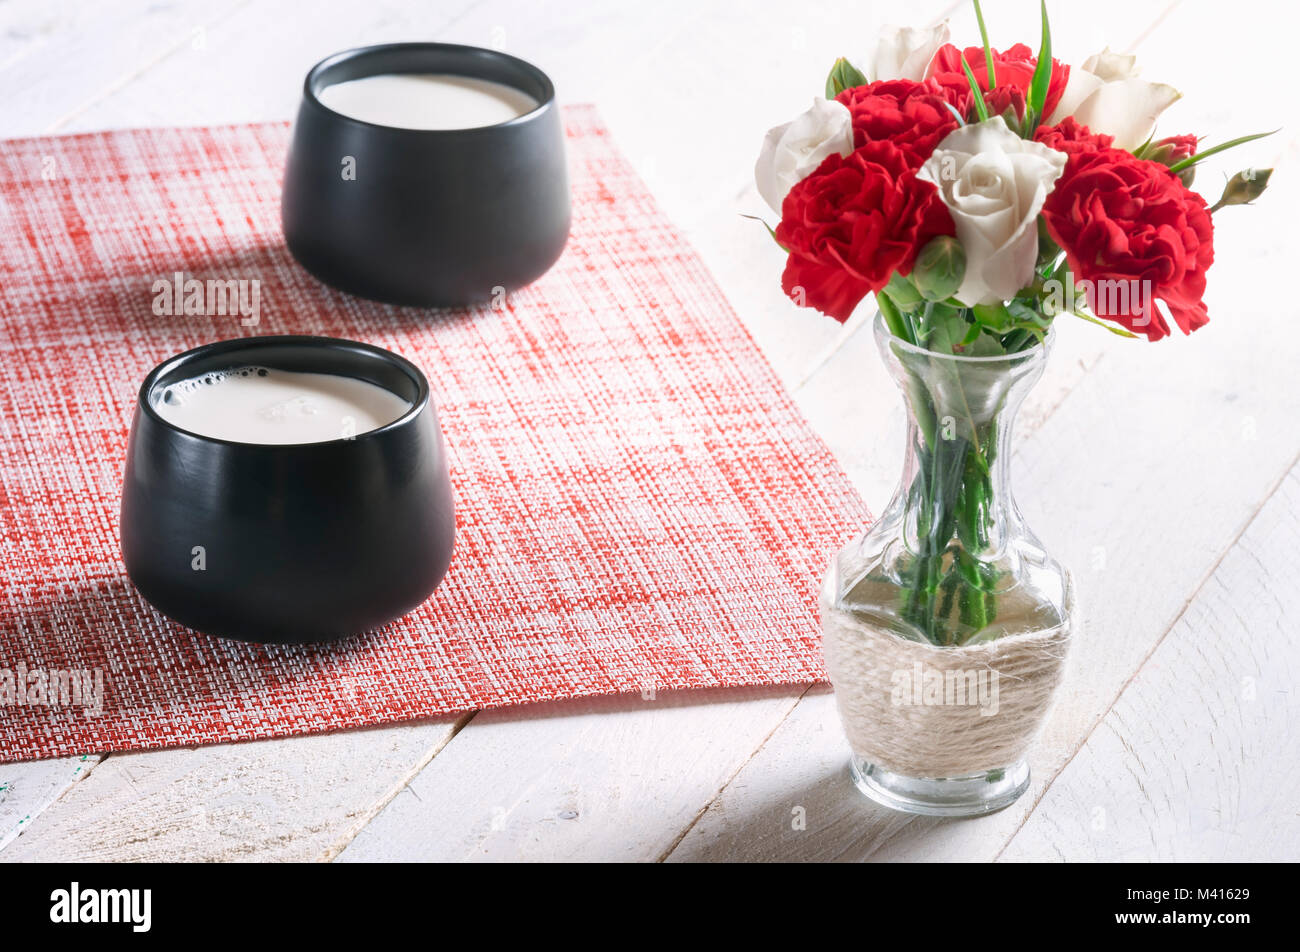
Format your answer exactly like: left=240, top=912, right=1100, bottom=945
left=2, top=0, right=1297, bottom=862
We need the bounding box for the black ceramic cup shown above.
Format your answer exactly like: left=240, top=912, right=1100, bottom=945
left=120, top=336, right=456, bottom=644
left=281, top=43, right=571, bottom=307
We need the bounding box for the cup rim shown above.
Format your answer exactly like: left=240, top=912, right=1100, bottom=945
left=872, top=311, right=1056, bottom=364
left=137, top=335, right=431, bottom=448
left=302, top=41, right=555, bottom=134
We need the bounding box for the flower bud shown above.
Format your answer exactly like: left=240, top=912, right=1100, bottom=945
left=1212, top=168, right=1273, bottom=211
left=986, top=86, right=1026, bottom=126
left=824, top=58, right=868, bottom=99
left=1145, top=134, right=1198, bottom=187
left=910, top=236, right=966, bottom=302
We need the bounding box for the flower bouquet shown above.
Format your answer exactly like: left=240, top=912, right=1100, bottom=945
left=755, top=1, right=1274, bottom=815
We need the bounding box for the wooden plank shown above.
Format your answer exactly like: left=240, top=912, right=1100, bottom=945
left=0, top=0, right=250, bottom=136
left=337, top=688, right=807, bottom=862
left=669, top=332, right=1300, bottom=859
left=1108, top=0, right=1300, bottom=142
left=52, top=0, right=483, bottom=133
left=0, top=719, right=465, bottom=862
left=1000, top=459, right=1300, bottom=861
left=0, top=755, right=99, bottom=852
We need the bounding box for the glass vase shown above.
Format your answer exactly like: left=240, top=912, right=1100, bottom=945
left=821, top=313, right=1075, bottom=817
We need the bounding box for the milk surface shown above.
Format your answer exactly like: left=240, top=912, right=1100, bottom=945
left=152, top=367, right=411, bottom=444
left=318, top=73, right=538, bottom=130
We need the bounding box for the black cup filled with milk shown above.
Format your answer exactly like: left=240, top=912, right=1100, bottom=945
left=281, top=42, right=571, bottom=308
left=120, top=336, right=455, bottom=644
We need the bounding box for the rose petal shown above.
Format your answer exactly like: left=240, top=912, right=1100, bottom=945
left=1070, top=78, right=1182, bottom=151
left=755, top=98, right=855, bottom=213
left=868, top=21, right=950, bottom=82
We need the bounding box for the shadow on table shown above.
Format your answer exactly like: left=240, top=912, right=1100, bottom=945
left=6, top=571, right=409, bottom=702
left=664, top=768, right=955, bottom=862
left=94, top=239, right=506, bottom=344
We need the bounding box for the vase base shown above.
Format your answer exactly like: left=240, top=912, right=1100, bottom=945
left=849, top=756, right=1030, bottom=817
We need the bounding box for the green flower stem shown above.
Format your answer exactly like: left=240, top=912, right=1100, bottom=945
left=882, top=300, right=1020, bottom=644
left=1003, top=328, right=1034, bottom=352
left=877, top=291, right=912, bottom=344
left=898, top=382, right=997, bottom=644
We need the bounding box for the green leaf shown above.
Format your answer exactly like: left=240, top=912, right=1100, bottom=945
left=973, top=0, right=997, bottom=90
left=956, top=322, right=1005, bottom=356
left=1027, top=0, right=1053, bottom=118
left=924, top=307, right=972, bottom=355
left=961, top=56, right=990, bottom=122
left=1019, top=109, right=1037, bottom=140
left=1131, top=129, right=1157, bottom=159
left=1007, top=299, right=1050, bottom=328
left=963, top=331, right=1006, bottom=357
left=739, top=213, right=787, bottom=252
left=884, top=272, right=925, bottom=310
left=972, top=303, right=1013, bottom=331
left=925, top=311, right=961, bottom=355
left=1168, top=130, right=1279, bottom=174
left=1009, top=323, right=1046, bottom=344
left=1072, top=308, right=1139, bottom=338
left=825, top=57, right=868, bottom=98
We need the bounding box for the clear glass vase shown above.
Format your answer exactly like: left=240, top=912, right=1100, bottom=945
left=821, top=313, right=1074, bottom=817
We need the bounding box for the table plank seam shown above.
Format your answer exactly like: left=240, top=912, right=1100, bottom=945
left=992, top=444, right=1300, bottom=861
left=657, top=684, right=817, bottom=862
left=1124, top=0, right=1182, bottom=52
left=0, top=755, right=102, bottom=853
left=793, top=309, right=871, bottom=393
left=321, top=711, right=477, bottom=862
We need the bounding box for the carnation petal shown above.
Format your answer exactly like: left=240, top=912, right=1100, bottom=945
left=1042, top=148, right=1213, bottom=340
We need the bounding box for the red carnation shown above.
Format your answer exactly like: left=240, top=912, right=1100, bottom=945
left=834, top=79, right=961, bottom=168
left=1153, top=134, right=1198, bottom=163
left=985, top=85, right=1026, bottom=122
left=1042, top=148, right=1214, bottom=340
left=927, top=43, right=1070, bottom=120
left=776, top=140, right=955, bottom=322
left=1146, top=134, right=1200, bottom=186
left=1034, top=116, right=1114, bottom=155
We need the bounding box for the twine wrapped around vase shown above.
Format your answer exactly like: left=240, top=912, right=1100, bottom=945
left=820, top=575, right=1074, bottom=779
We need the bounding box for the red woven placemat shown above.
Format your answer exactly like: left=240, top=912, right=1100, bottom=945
left=0, top=107, right=869, bottom=763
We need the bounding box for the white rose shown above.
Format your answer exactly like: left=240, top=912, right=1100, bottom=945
left=917, top=117, right=1067, bottom=306
left=1048, top=47, right=1181, bottom=150
left=1081, top=48, right=1141, bottom=82
left=754, top=97, right=854, bottom=214
left=867, top=21, right=950, bottom=82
